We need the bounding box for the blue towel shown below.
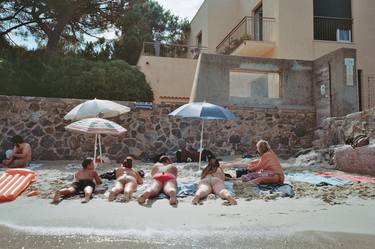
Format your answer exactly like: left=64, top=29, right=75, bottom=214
left=286, top=172, right=351, bottom=186
left=156, top=181, right=234, bottom=199
left=256, top=184, right=295, bottom=197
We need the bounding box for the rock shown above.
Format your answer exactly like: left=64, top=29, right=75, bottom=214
left=229, top=135, right=241, bottom=144
left=31, top=126, right=44, bottom=137
left=171, top=129, right=181, bottom=139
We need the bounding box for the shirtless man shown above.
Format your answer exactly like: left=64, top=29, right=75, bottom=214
left=138, top=155, right=178, bottom=205
left=1, top=135, right=32, bottom=168
left=108, top=156, right=143, bottom=202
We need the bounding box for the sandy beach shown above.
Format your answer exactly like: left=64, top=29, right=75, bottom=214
left=1, top=159, right=375, bottom=249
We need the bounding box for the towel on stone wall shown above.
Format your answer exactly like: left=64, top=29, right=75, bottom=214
left=317, top=171, right=375, bottom=183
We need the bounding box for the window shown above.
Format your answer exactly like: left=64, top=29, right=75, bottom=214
left=313, top=0, right=352, bottom=42
left=229, top=71, right=280, bottom=99
left=196, top=32, right=202, bottom=48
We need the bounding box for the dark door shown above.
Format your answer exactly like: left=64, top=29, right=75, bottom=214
left=254, top=4, right=263, bottom=41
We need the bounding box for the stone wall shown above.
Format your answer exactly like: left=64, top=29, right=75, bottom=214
left=313, top=107, right=375, bottom=149
left=0, top=95, right=316, bottom=161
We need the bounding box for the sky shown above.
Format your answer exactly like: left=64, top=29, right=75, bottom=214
left=8, top=0, right=204, bottom=49
left=156, top=0, right=204, bottom=21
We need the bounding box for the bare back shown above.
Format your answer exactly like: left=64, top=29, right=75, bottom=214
left=13, top=143, right=32, bottom=161
left=151, top=163, right=178, bottom=177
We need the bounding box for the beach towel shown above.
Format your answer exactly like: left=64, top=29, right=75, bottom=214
left=317, top=172, right=375, bottom=183
left=0, top=163, right=42, bottom=171
left=286, top=172, right=351, bottom=186
left=134, top=181, right=234, bottom=199
left=256, top=183, right=295, bottom=197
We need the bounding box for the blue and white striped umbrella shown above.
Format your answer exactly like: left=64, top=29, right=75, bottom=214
left=65, top=118, right=126, bottom=163
left=169, top=102, right=237, bottom=120
left=169, top=102, right=238, bottom=167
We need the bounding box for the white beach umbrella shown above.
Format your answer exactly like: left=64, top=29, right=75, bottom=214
left=64, top=98, right=131, bottom=121
left=169, top=102, right=238, bottom=168
left=65, top=118, right=127, bottom=163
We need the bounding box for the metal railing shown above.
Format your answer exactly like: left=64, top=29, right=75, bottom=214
left=314, top=16, right=353, bottom=42
left=142, top=42, right=207, bottom=59
left=216, top=16, right=275, bottom=55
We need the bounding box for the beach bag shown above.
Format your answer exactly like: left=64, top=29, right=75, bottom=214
left=345, top=134, right=370, bottom=149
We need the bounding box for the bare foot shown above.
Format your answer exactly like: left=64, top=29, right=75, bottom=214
left=108, top=191, right=116, bottom=202
left=227, top=196, right=237, bottom=205
left=138, top=192, right=149, bottom=205
left=192, top=196, right=200, bottom=205
left=169, top=196, right=177, bottom=205
left=52, top=191, right=61, bottom=204
left=123, top=192, right=131, bottom=202
left=82, top=193, right=91, bottom=203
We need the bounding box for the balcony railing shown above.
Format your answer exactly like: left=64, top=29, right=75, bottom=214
left=142, top=42, right=207, bottom=59
left=314, top=16, right=353, bottom=42
left=216, top=16, right=275, bottom=55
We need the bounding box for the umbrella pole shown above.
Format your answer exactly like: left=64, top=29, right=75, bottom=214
left=199, top=119, right=205, bottom=169
left=94, top=134, right=98, bottom=165
left=98, top=134, right=103, bottom=163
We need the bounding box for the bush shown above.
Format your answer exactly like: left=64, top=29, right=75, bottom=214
left=0, top=50, right=153, bottom=102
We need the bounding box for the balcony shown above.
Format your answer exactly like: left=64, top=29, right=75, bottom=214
left=141, top=42, right=207, bottom=59
left=216, top=16, right=276, bottom=56
left=314, top=16, right=353, bottom=42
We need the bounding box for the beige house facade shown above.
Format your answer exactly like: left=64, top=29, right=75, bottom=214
left=187, top=0, right=375, bottom=110
left=137, top=0, right=375, bottom=110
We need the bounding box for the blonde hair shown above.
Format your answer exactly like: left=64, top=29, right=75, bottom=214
left=256, top=140, right=271, bottom=155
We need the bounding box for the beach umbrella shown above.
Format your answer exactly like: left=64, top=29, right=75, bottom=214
left=169, top=102, right=238, bottom=168
left=65, top=118, right=127, bottom=164
left=64, top=98, right=130, bottom=121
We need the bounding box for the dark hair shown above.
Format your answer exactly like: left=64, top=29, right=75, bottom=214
left=122, top=156, right=133, bottom=169
left=201, top=158, right=220, bottom=179
left=159, top=155, right=171, bottom=164
left=137, top=170, right=145, bottom=178
left=12, top=135, right=24, bottom=145
left=82, top=158, right=93, bottom=169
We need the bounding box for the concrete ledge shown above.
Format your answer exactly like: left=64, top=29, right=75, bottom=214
left=334, top=144, right=375, bottom=176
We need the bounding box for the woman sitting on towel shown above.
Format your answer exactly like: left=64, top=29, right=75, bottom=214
left=108, top=156, right=143, bottom=202
left=223, top=140, right=284, bottom=186
left=52, top=158, right=102, bottom=204
left=192, top=158, right=237, bottom=205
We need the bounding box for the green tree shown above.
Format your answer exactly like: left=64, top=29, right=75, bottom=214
left=0, top=0, right=125, bottom=53
left=113, top=0, right=190, bottom=64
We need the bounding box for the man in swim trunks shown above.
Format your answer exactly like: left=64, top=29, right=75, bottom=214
left=138, top=155, right=178, bottom=205
left=1, top=135, right=31, bottom=168
left=108, top=156, right=143, bottom=202
left=52, top=158, right=102, bottom=204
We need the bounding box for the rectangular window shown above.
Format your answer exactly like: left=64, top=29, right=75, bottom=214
left=314, top=0, right=352, bottom=42
left=229, top=71, right=280, bottom=99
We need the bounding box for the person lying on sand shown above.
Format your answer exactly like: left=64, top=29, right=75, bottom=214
left=192, top=158, right=237, bottom=205
left=52, top=158, right=102, bottom=204
left=108, top=156, right=143, bottom=202
left=223, top=140, right=284, bottom=186
left=1, top=135, right=31, bottom=168
left=138, top=155, right=178, bottom=205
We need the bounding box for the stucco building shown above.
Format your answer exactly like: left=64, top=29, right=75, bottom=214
left=137, top=0, right=375, bottom=114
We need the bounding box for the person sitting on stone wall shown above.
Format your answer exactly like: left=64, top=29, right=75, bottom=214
left=222, top=140, right=284, bottom=186
left=1, top=135, right=32, bottom=168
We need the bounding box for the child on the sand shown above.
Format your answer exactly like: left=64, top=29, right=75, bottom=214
left=52, top=158, right=102, bottom=204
